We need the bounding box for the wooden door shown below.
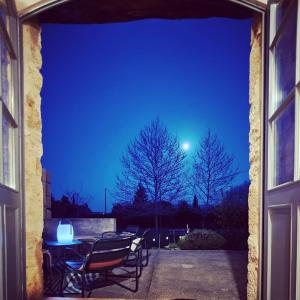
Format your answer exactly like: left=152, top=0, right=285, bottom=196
left=0, top=1, right=23, bottom=299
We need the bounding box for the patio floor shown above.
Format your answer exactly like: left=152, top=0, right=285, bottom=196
left=48, top=249, right=247, bottom=300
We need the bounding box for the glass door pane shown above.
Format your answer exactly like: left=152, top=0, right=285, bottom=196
left=273, top=100, right=295, bottom=186
left=273, top=8, right=297, bottom=109
left=2, top=112, right=15, bottom=188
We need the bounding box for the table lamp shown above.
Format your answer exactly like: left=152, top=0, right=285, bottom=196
left=57, top=220, right=74, bottom=243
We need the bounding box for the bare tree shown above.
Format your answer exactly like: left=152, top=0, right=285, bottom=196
left=193, top=130, right=239, bottom=207
left=115, top=118, right=186, bottom=229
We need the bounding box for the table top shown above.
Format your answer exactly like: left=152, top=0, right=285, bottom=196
left=44, top=240, right=83, bottom=247
left=74, top=235, right=98, bottom=242
left=45, top=232, right=136, bottom=247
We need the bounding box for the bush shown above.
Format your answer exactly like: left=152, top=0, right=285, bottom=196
left=178, top=229, right=226, bottom=250
left=221, top=228, right=248, bottom=250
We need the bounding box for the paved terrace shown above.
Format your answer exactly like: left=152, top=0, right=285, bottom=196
left=48, top=249, right=247, bottom=300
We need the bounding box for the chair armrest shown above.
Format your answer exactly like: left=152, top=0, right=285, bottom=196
left=130, top=238, right=142, bottom=252
left=129, top=245, right=142, bottom=254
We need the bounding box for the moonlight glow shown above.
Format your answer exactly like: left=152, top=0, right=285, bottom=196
left=182, top=142, right=190, bottom=151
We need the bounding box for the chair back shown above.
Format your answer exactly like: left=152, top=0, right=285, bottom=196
left=101, top=231, right=118, bottom=239
left=42, top=249, right=53, bottom=275
left=141, top=228, right=150, bottom=239
left=141, top=228, right=151, bottom=249
left=84, top=236, right=132, bottom=272
left=125, top=225, right=139, bottom=235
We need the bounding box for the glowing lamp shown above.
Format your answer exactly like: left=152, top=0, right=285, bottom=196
left=166, top=236, right=169, bottom=240
left=57, top=220, right=74, bottom=243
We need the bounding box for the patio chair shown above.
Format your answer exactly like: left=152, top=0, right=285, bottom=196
left=63, top=236, right=140, bottom=297
left=130, top=228, right=150, bottom=267
left=43, top=249, right=66, bottom=296
left=43, top=249, right=54, bottom=294
left=125, top=228, right=150, bottom=277
left=140, top=228, right=150, bottom=267
left=123, top=237, right=143, bottom=278
left=122, top=225, right=139, bottom=235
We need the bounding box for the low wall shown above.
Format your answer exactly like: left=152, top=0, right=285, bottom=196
left=43, top=218, right=116, bottom=241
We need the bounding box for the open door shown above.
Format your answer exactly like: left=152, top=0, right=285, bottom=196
left=264, top=0, right=300, bottom=299
left=0, top=1, right=23, bottom=300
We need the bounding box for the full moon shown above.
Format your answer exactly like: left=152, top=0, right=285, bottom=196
left=182, top=142, right=190, bottom=151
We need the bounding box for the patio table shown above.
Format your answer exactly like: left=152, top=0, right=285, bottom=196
left=43, top=239, right=85, bottom=296
left=44, top=239, right=84, bottom=262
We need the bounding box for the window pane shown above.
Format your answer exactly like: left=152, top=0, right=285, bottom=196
left=0, top=5, right=9, bottom=34
left=0, top=37, right=11, bottom=108
left=274, top=100, right=295, bottom=186
left=275, top=0, right=293, bottom=30
left=2, top=113, right=15, bottom=188
left=273, top=7, right=297, bottom=109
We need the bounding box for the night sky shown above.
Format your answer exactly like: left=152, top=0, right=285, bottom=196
left=41, top=18, right=252, bottom=212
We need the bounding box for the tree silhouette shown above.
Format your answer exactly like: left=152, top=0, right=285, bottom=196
left=193, top=130, right=239, bottom=206
left=133, top=183, right=148, bottom=205
left=192, top=194, right=199, bottom=209
left=115, top=118, right=186, bottom=229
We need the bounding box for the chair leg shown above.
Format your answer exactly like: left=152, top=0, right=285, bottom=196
left=145, top=247, right=149, bottom=266
left=142, top=247, right=149, bottom=267
left=81, top=273, right=85, bottom=298
left=135, top=256, right=139, bottom=292
left=59, top=273, right=65, bottom=296
left=138, top=249, right=143, bottom=278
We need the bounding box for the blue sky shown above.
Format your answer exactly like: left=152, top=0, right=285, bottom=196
left=41, top=17, right=252, bottom=212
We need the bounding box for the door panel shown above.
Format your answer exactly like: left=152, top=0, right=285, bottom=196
left=0, top=188, right=21, bottom=300
left=0, top=206, right=3, bottom=300
left=268, top=206, right=291, bottom=300
left=4, top=206, right=20, bottom=300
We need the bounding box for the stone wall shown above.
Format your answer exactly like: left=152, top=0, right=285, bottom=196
left=248, top=13, right=263, bottom=300
left=23, top=20, right=44, bottom=299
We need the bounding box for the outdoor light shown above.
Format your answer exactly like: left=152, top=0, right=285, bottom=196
left=153, top=238, right=156, bottom=242
left=57, top=220, right=74, bottom=243
left=166, top=236, right=169, bottom=240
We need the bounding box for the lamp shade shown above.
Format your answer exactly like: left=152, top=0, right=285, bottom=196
left=57, top=220, right=74, bottom=243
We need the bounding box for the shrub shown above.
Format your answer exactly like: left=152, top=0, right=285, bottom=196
left=221, top=228, right=248, bottom=250
left=178, top=229, right=226, bottom=250
left=166, top=243, right=180, bottom=250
